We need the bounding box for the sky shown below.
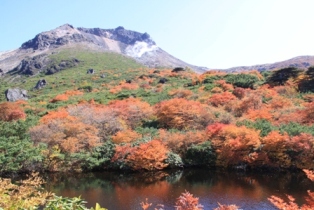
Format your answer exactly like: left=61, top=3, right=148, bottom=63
left=1, top=0, right=314, bottom=69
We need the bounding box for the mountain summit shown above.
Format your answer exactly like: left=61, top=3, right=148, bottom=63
left=0, top=24, right=206, bottom=75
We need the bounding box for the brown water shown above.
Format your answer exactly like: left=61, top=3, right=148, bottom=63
left=43, top=168, right=314, bottom=210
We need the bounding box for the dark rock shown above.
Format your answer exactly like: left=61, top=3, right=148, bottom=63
left=46, top=58, right=79, bottom=75
left=34, top=79, right=47, bottom=89
left=0, top=69, right=3, bottom=76
left=13, top=54, right=48, bottom=75
left=5, top=88, right=28, bottom=101
left=159, top=78, right=168, bottom=84
left=87, top=69, right=95, bottom=74
left=126, top=79, right=132, bottom=83
left=172, top=67, right=185, bottom=73
left=153, top=70, right=160, bottom=74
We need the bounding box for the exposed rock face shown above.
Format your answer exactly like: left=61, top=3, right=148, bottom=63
left=21, top=24, right=87, bottom=50
left=5, top=88, right=28, bottom=101
left=14, top=54, right=48, bottom=75
left=34, top=79, right=47, bottom=89
left=46, top=58, right=79, bottom=75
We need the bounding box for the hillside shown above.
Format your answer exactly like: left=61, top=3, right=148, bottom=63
left=220, top=55, right=314, bottom=72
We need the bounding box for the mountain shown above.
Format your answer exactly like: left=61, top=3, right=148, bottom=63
left=0, top=24, right=207, bottom=76
left=220, top=56, right=314, bottom=72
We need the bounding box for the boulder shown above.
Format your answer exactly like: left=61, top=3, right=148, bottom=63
left=5, top=88, right=28, bottom=101
left=159, top=78, right=168, bottom=84
left=34, top=79, right=47, bottom=89
left=87, top=69, right=95, bottom=74
left=171, top=67, right=185, bottom=73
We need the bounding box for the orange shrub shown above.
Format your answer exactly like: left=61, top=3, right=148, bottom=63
left=261, top=131, right=291, bottom=168
left=109, top=81, right=139, bottom=94
left=0, top=102, right=26, bottom=122
left=112, top=129, right=141, bottom=144
left=168, top=88, right=193, bottom=99
left=175, top=191, right=204, bottom=210
left=207, top=123, right=261, bottom=167
left=232, top=87, right=246, bottom=99
left=300, top=102, right=314, bottom=124
left=233, top=94, right=263, bottom=117
left=289, top=133, right=314, bottom=168
left=158, top=129, right=207, bottom=155
left=245, top=108, right=273, bottom=120
left=108, top=98, right=153, bottom=129
left=126, top=140, right=169, bottom=171
left=50, top=94, right=69, bottom=103
left=155, top=98, right=213, bottom=130
left=30, top=110, right=101, bottom=153
left=64, top=90, right=84, bottom=96
left=208, top=92, right=236, bottom=107
left=215, top=80, right=234, bottom=91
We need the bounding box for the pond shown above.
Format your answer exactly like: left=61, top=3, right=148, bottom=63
left=43, top=168, right=314, bottom=210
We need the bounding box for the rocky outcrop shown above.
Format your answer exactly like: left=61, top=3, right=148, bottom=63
left=21, top=24, right=88, bottom=50
left=46, top=58, right=79, bottom=75
left=5, top=88, right=28, bottom=101
left=34, top=79, right=47, bottom=89
left=77, top=26, right=155, bottom=46
left=13, top=54, right=48, bottom=75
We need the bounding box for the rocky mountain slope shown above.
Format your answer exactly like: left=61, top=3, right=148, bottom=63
left=0, top=24, right=207, bottom=76
left=220, top=55, right=314, bottom=72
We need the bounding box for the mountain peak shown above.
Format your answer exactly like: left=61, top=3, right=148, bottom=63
left=56, top=23, right=74, bottom=30
left=0, top=24, right=205, bottom=74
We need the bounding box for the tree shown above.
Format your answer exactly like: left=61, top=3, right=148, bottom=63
left=266, top=67, right=303, bottom=86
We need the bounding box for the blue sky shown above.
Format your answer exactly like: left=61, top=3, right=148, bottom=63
left=1, top=0, right=314, bottom=69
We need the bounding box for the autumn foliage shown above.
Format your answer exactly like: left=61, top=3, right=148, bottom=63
left=207, top=123, right=261, bottom=167
left=155, top=98, right=213, bottom=130
left=126, top=140, right=169, bottom=171
left=0, top=102, right=26, bottom=121
left=30, top=110, right=101, bottom=153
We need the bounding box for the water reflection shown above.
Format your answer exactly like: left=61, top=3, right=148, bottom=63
left=44, top=169, right=314, bottom=210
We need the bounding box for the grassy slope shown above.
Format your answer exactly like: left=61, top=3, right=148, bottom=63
left=0, top=49, right=147, bottom=103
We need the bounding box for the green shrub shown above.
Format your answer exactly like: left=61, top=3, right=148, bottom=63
left=183, top=141, right=216, bottom=167
left=279, top=122, right=314, bottom=136
left=236, top=119, right=276, bottom=137
left=224, top=73, right=260, bottom=89
left=165, top=152, right=183, bottom=168
left=0, top=118, right=44, bottom=174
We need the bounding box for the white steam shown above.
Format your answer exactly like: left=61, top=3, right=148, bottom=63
left=125, top=41, right=158, bottom=58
